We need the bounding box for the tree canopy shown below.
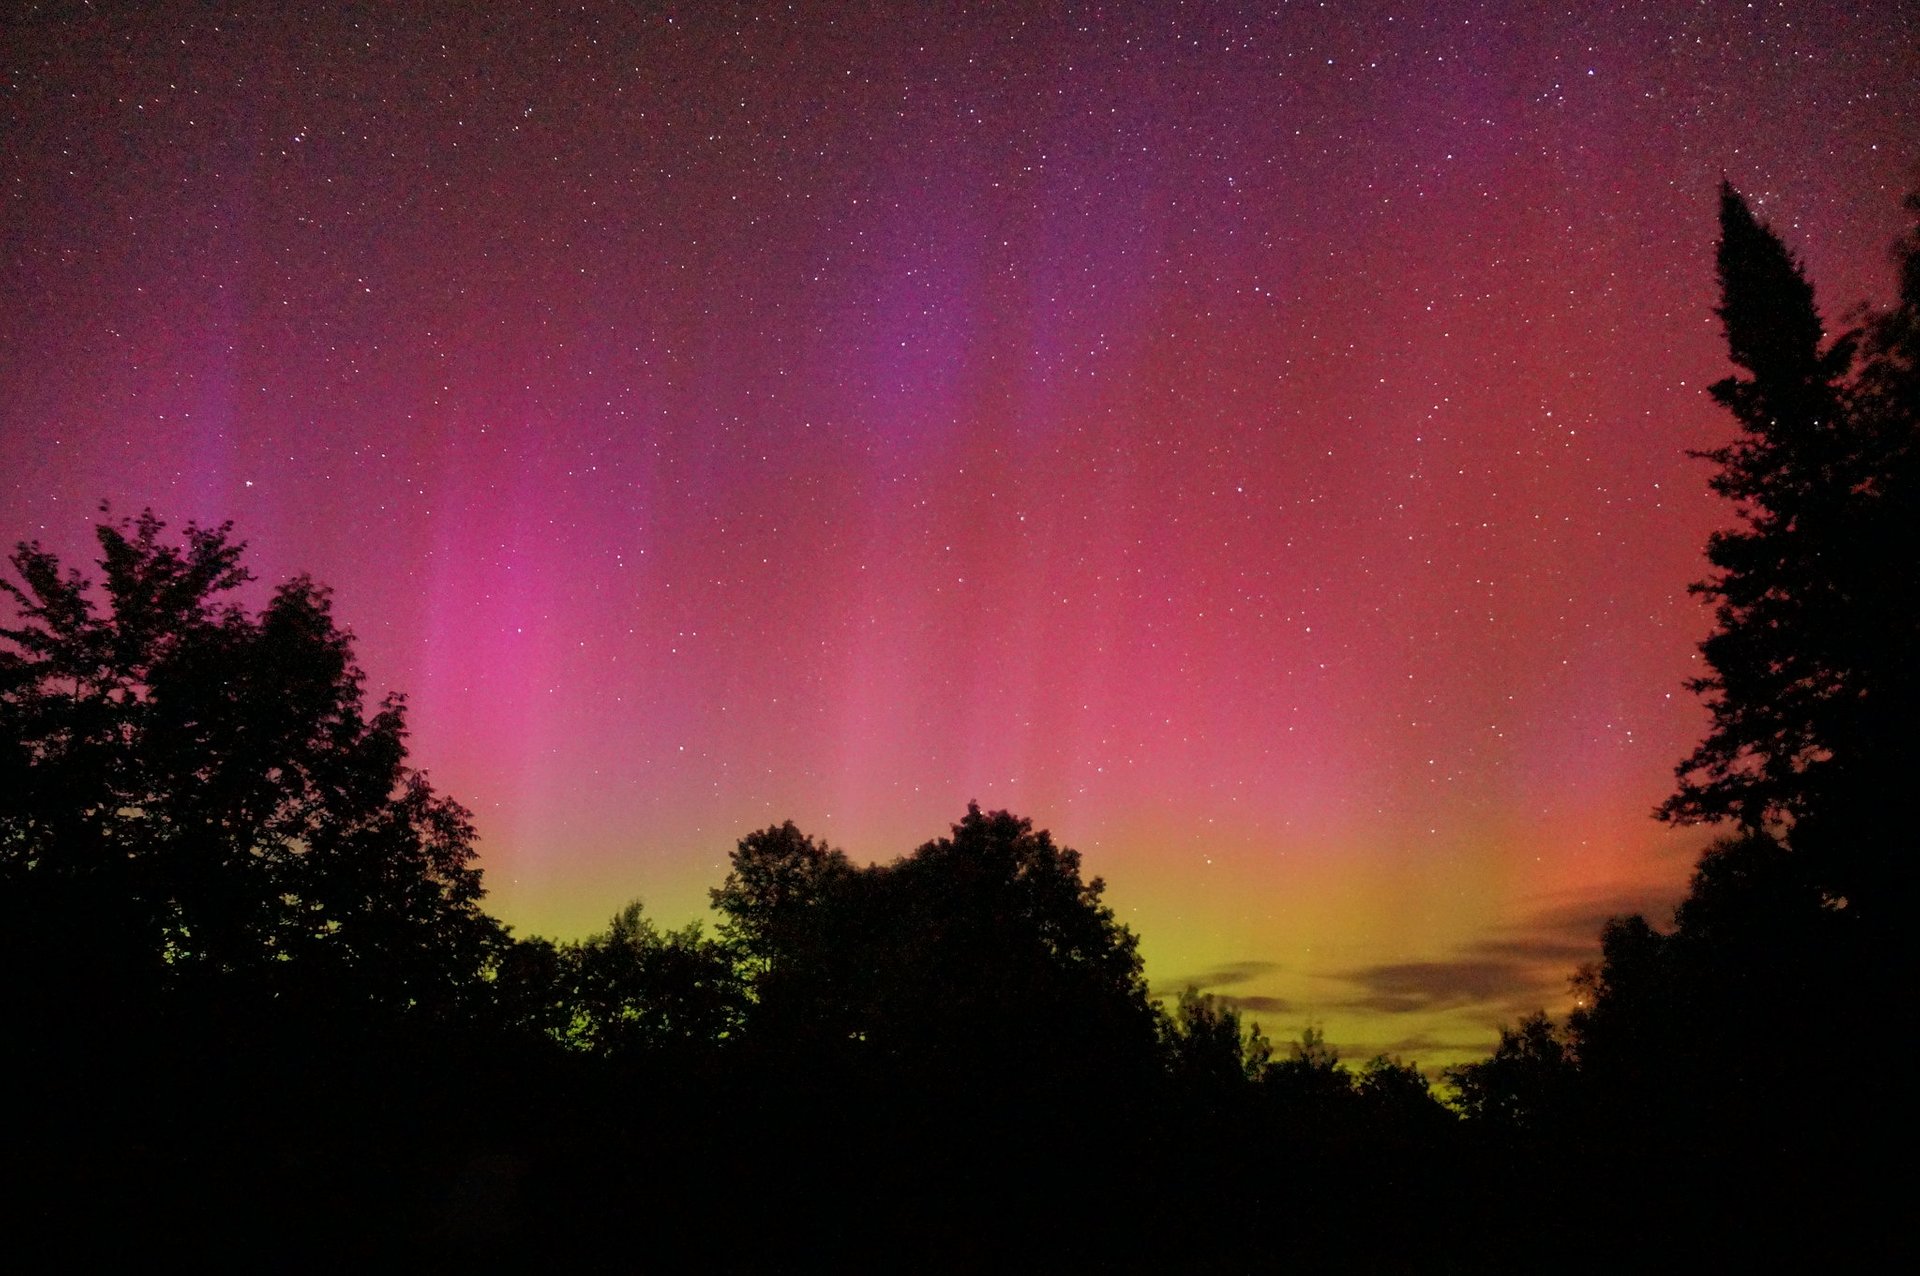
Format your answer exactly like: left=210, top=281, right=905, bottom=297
left=0, top=509, right=500, bottom=1017
left=706, top=803, right=1161, bottom=1085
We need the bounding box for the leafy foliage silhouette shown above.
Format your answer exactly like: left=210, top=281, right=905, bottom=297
left=0, top=509, right=500, bottom=1018
left=709, top=803, right=1161, bottom=1088
left=3, top=510, right=512, bottom=1265
left=504, top=900, right=746, bottom=1057
left=1443, top=1011, right=1577, bottom=1133
left=1160, top=985, right=1275, bottom=1093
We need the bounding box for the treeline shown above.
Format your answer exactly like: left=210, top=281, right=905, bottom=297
left=5, top=182, right=1915, bottom=1267
left=0, top=479, right=1461, bottom=1267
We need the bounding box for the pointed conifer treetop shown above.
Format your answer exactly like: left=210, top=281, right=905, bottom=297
left=1663, top=183, right=1920, bottom=913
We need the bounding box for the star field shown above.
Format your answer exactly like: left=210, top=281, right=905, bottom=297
left=4, top=1, right=1916, bottom=1068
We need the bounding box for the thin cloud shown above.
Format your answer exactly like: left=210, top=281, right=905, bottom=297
left=1155, top=959, right=1282, bottom=995
left=1331, top=959, right=1553, bottom=1015
left=1465, top=936, right=1600, bottom=965
left=1442, top=884, right=1691, bottom=979
left=1218, top=993, right=1292, bottom=1015
left=1518, top=885, right=1687, bottom=945
left=1373, top=1032, right=1448, bottom=1057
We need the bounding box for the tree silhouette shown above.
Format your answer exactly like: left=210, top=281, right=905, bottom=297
left=1443, top=1012, right=1577, bottom=1133
left=1662, top=183, right=1920, bottom=914
left=710, top=820, right=853, bottom=975
left=0, top=509, right=500, bottom=1019
left=708, top=820, right=875, bottom=1056
left=708, top=805, right=1160, bottom=1087
left=871, top=803, right=1160, bottom=1081
left=1442, top=191, right=1920, bottom=1257
left=1352, top=1052, right=1443, bottom=1121
left=1159, top=985, right=1273, bottom=1093
left=1561, top=830, right=1851, bottom=1128
left=549, top=901, right=745, bottom=1057
left=1263, top=1024, right=1350, bottom=1099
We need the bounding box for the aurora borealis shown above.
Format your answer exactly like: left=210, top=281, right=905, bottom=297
left=4, top=2, right=1916, bottom=1069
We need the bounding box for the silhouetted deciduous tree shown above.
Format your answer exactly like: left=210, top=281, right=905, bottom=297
left=710, top=821, right=852, bottom=973
left=1443, top=1012, right=1577, bottom=1133
left=709, top=820, right=870, bottom=1053
left=541, top=901, right=745, bottom=1057
left=1353, top=1052, right=1442, bottom=1119
left=871, top=803, right=1161, bottom=1083
left=709, top=805, right=1159, bottom=1085
left=1263, top=1024, right=1350, bottom=1099
left=1562, top=828, right=1866, bottom=1137
left=1159, top=985, right=1273, bottom=1095
left=0, top=509, right=501, bottom=1019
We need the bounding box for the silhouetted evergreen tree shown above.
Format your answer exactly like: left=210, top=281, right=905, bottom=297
left=1662, top=183, right=1920, bottom=916
left=1444, top=187, right=1920, bottom=1269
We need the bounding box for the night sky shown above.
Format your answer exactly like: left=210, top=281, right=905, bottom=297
left=5, top=1, right=1916, bottom=1069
